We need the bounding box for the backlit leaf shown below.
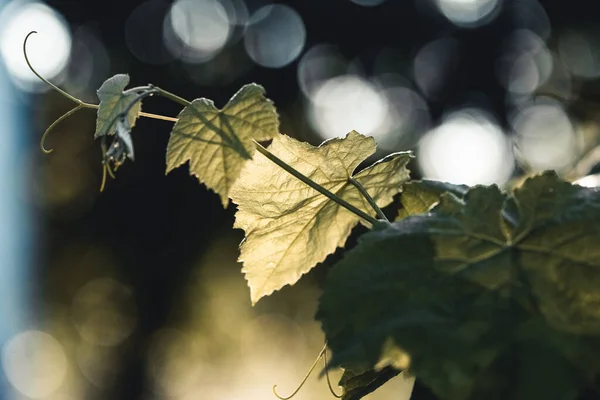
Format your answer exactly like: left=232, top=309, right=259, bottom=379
left=317, top=172, right=600, bottom=399
left=396, top=180, right=468, bottom=219
left=230, top=131, right=411, bottom=304
left=166, top=84, right=279, bottom=206
left=95, top=74, right=142, bottom=138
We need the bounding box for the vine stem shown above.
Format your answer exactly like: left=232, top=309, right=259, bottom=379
left=25, top=31, right=380, bottom=225
left=25, top=31, right=179, bottom=152
left=254, top=142, right=379, bottom=226
left=80, top=102, right=179, bottom=122
left=150, top=85, right=191, bottom=107
left=349, top=177, right=389, bottom=222
left=39, top=104, right=83, bottom=153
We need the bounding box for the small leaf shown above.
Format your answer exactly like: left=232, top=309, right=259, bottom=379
left=229, top=131, right=411, bottom=304
left=95, top=74, right=142, bottom=138
left=396, top=180, right=468, bottom=219
left=317, top=172, right=600, bottom=399
left=166, top=84, right=279, bottom=206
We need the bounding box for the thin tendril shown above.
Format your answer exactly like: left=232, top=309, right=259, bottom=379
left=323, top=347, right=342, bottom=398
left=100, top=164, right=108, bottom=192
left=100, top=162, right=116, bottom=192
left=106, top=163, right=116, bottom=178
left=99, top=138, right=116, bottom=192
left=24, top=31, right=82, bottom=105
left=40, top=104, right=83, bottom=153
left=272, top=343, right=327, bottom=400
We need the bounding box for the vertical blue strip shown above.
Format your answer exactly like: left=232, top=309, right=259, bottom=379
left=0, top=0, right=30, bottom=397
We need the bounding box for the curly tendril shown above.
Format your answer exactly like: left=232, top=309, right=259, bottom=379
left=24, top=31, right=179, bottom=155
left=272, top=343, right=341, bottom=400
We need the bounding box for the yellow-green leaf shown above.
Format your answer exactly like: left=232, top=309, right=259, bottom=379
left=95, top=74, right=142, bottom=138
left=396, top=180, right=468, bottom=220
left=166, top=84, right=279, bottom=206
left=229, top=131, right=411, bottom=304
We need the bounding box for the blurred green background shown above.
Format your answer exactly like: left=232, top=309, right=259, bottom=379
left=1, top=0, right=600, bottom=398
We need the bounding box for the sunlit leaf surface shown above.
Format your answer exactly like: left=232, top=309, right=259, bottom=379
left=95, top=74, right=142, bottom=138
left=230, top=131, right=411, bottom=304
left=166, top=84, right=279, bottom=206
left=396, top=180, right=468, bottom=219
left=317, top=172, right=600, bottom=399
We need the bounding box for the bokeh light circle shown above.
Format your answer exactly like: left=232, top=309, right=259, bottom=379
left=435, top=0, right=501, bottom=28
left=244, top=4, right=306, bottom=68
left=125, top=1, right=178, bottom=65
left=76, top=343, right=119, bottom=388
left=374, top=85, right=431, bottom=151
left=497, top=30, right=553, bottom=96
left=309, top=75, right=388, bottom=140
left=2, top=330, right=68, bottom=398
left=558, top=30, right=600, bottom=80
left=148, top=328, right=205, bottom=396
left=413, top=37, right=460, bottom=100
left=297, top=44, right=348, bottom=99
left=350, top=0, right=387, bottom=6
left=72, top=278, right=137, bottom=346
left=511, top=102, right=579, bottom=171
left=65, top=27, right=111, bottom=99
left=511, top=0, right=551, bottom=41
left=0, top=1, right=71, bottom=90
left=165, top=0, right=232, bottom=63
left=418, top=109, right=514, bottom=185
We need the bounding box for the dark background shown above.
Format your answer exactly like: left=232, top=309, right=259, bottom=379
left=20, top=0, right=600, bottom=398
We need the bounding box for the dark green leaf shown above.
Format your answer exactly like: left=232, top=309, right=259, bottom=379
left=317, top=172, right=600, bottom=400
left=510, top=174, right=600, bottom=334
left=339, top=367, right=401, bottom=400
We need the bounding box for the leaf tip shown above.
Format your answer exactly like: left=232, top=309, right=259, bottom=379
left=220, top=195, right=230, bottom=209
left=248, top=282, right=275, bottom=306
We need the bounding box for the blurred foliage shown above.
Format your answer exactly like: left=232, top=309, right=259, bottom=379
left=318, top=173, right=600, bottom=399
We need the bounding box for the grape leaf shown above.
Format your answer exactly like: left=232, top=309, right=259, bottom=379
left=229, top=131, right=411, bottom=304
left=95, top=74, right=142, bottom=138
left=396, top=180, right=468, bottom=219
left=317, top=172, right=600, bottom=399
left=509, top=174, right=600, bottom=334
left=166, top=84, right=279, bottom=206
